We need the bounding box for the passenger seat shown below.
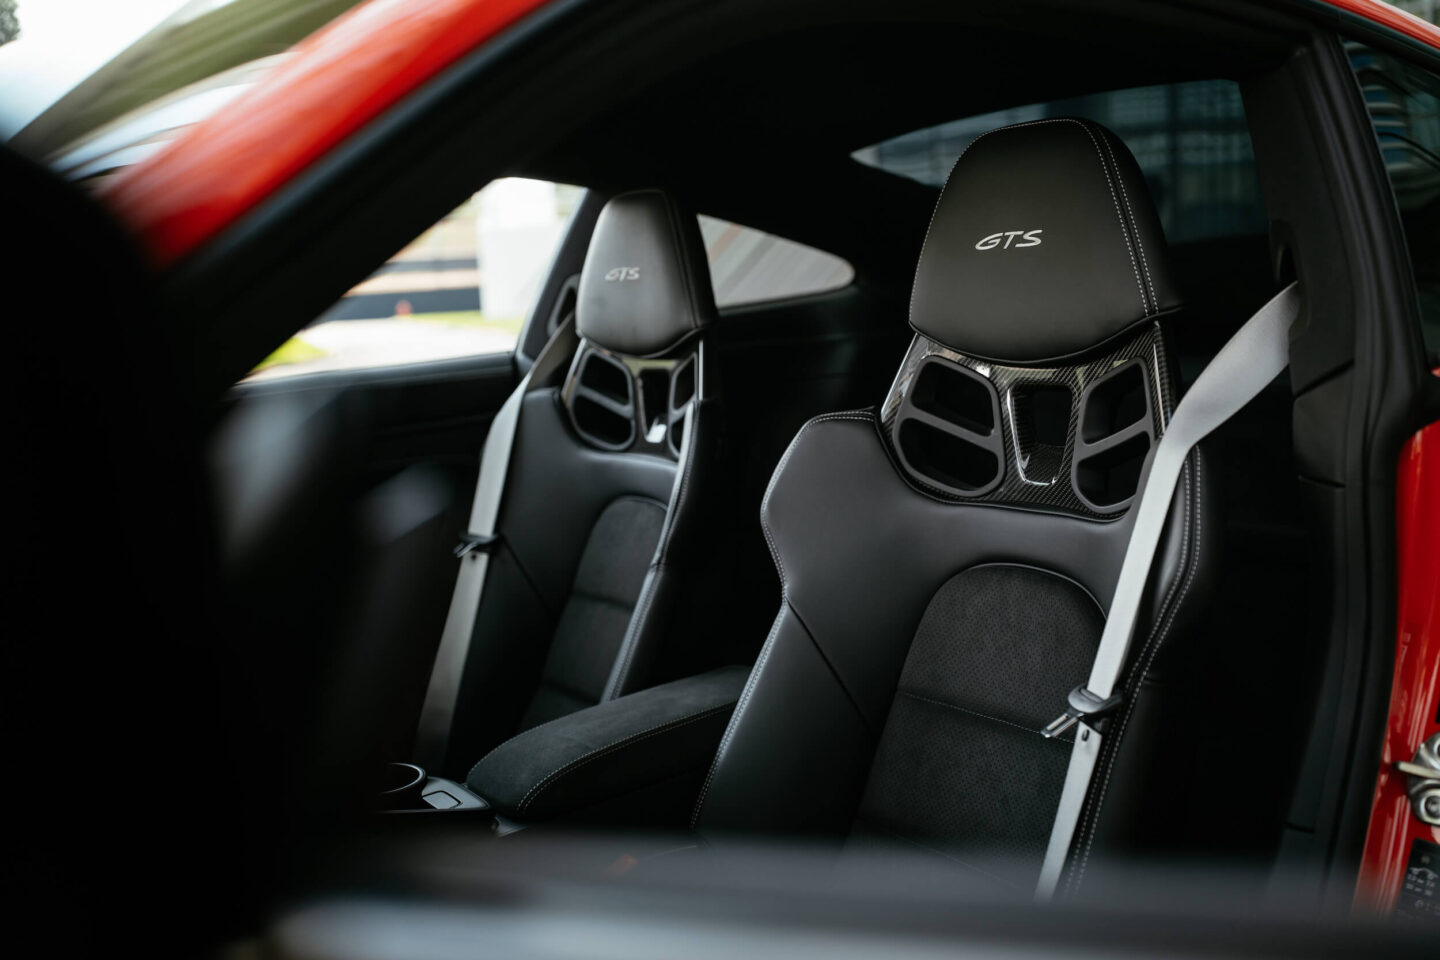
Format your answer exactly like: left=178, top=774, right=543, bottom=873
left=435, top=190, right=722, bottom=776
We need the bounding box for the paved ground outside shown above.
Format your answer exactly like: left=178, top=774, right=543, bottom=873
left=246, top=316, right=518, bottom=381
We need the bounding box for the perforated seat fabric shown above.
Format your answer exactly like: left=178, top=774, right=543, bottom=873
left=691, top=120, right=1220, bottom=894
left=856, top=565, right=1104, bottom=888
left=440, top=190, right=723, bottom=777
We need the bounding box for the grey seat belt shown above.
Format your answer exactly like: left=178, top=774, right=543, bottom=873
left=1035, top=282, right=1301, bottom=899
left=414, top=317, right=577, bottom=770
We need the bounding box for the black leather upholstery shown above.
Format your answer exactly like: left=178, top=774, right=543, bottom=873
left=444, top=190, right=723, bottom=777
left=445, top=388, right=678, bottom=770
left=693, top=415, right=1211, bottom=836
left=468, top=666, right=746, bottom=821
left=602, top=396, right=721, bottom=700
left=910, top=118, right=1181, bottom=364
left=692, top=121, right=1218, bottom=894
left=577, top=190, right=717, bottom=357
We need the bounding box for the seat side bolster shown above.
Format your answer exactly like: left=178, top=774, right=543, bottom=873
left=692, top=604, right=875, bottom=837
left=1063, top=446, right=1223, bottom=890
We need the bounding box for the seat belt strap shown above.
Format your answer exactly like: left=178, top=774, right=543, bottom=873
left=414, top=317, right=577, bottom=770
left=1036, top=282, right=1301, bottom=899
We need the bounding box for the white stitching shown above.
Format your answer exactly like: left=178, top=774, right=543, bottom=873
left=1062, top=456, right=1195, bottom=894
left=908, top=138, right=981, bottom=323
left=516, top=703, right=733, bottom=815
left=691, top=605, right=788, bottom=826
left=1096, top=128, right=1156, bottom=312
left=693, top=410, right=874, bottom=826
left=898, top=691, right=1074, bottom=744
left=1066, top=455, right=1203, bottom=895
left=468, top=734, right=516, bottom=784
left=759, top=410, right=875, bottom=588
left=1060, top=118, right=1148, bottom=316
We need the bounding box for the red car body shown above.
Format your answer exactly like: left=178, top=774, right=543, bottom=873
left=1360, top=419, right=1440, bottom=913
left=97, top=0, right=1440, bottom=918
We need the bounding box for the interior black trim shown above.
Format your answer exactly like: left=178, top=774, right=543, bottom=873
left=1241, top=26, right=1433, bottom=901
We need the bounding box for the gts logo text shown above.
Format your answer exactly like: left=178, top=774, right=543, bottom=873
left=604, top=266, right=641, bottom=281
left=975, top=230, right=1043, bottom=251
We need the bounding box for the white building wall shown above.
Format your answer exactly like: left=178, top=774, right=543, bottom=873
left=476, top=178, right=567, bottom=321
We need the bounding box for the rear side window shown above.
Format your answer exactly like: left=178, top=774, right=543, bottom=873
left=852, top=78, right=1266, bottom=245
left=1347, top=42, right=1440, bottom=366
left=248, top=178, right=582, bottom=381
left=699, top=216, right=854, bottom=307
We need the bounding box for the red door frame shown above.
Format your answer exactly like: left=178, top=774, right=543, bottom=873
left=101, top=0, right=555, bottom=267
left=1356, top=417, right=1440, bottom=914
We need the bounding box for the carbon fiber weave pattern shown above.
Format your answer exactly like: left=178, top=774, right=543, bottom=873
left=878, top=324, right=1174, bottom=520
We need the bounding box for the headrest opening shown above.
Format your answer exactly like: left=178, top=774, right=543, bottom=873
left=908, top=118, right=1181, bottom=365
left=576, top=189, right=717, bottom=358
left=880, top=324, right=1174, bottom=518
left=560, top=339, right=702, bottom=460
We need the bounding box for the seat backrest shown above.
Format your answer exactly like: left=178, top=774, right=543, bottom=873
left=692, top=119, right=1219, bottom=894
left=444, top=190, right=721, bottom=773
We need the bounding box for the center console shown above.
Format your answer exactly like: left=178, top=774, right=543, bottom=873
left=464, top=666, right=747, bottom=827
left=378, top=761, right=493, bottom=817
left=374, top=666, right=746, bottom=831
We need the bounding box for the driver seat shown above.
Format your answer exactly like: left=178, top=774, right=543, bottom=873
left=691, top=119, right=1220, bottom=895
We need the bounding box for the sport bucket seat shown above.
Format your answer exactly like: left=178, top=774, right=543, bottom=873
left=692, top=119, right=1220, bottom=895
left=427, top=190, right=723, bottom=776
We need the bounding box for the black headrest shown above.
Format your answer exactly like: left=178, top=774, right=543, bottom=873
left=909, top=118, right=1181, bottom=364
left=576, top=190, right=717, bottom=357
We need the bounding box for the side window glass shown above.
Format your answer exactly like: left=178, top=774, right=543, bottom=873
left=1347, top=42, right=1440, bottom=366
left=248, top=178, right=582, bottom=380
left=698, top=216, right=854, bottom=308
left=851, top=79, right=1267, bottom=245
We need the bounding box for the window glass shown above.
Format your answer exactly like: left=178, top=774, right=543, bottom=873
left=699, top=215, right=854, bottom=307
left=248, top=178, right=582, bottom=381
left=1347, top=41, right=1440, bottom=366
left=851, top=79, right=1266, bottom=245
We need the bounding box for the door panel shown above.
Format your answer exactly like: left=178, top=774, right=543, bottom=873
left=232, top=352, right=516, bottom=479
left=221, top=353, right=517, bottom=597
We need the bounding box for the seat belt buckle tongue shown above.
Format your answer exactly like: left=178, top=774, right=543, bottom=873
left=454, top=531, right=502, bottom=559
left=1041, top=685, right=1125, bottom=739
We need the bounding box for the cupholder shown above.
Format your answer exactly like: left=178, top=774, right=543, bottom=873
left=379, top=762, right=427, bottom=810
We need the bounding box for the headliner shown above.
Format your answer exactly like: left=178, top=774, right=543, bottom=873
left=521, top=3, right=1296, bottom=291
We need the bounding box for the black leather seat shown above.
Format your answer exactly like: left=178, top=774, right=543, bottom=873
left=691, top=119, right=1219, bottom=894
left=442, top=189, right=722, bottom=775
